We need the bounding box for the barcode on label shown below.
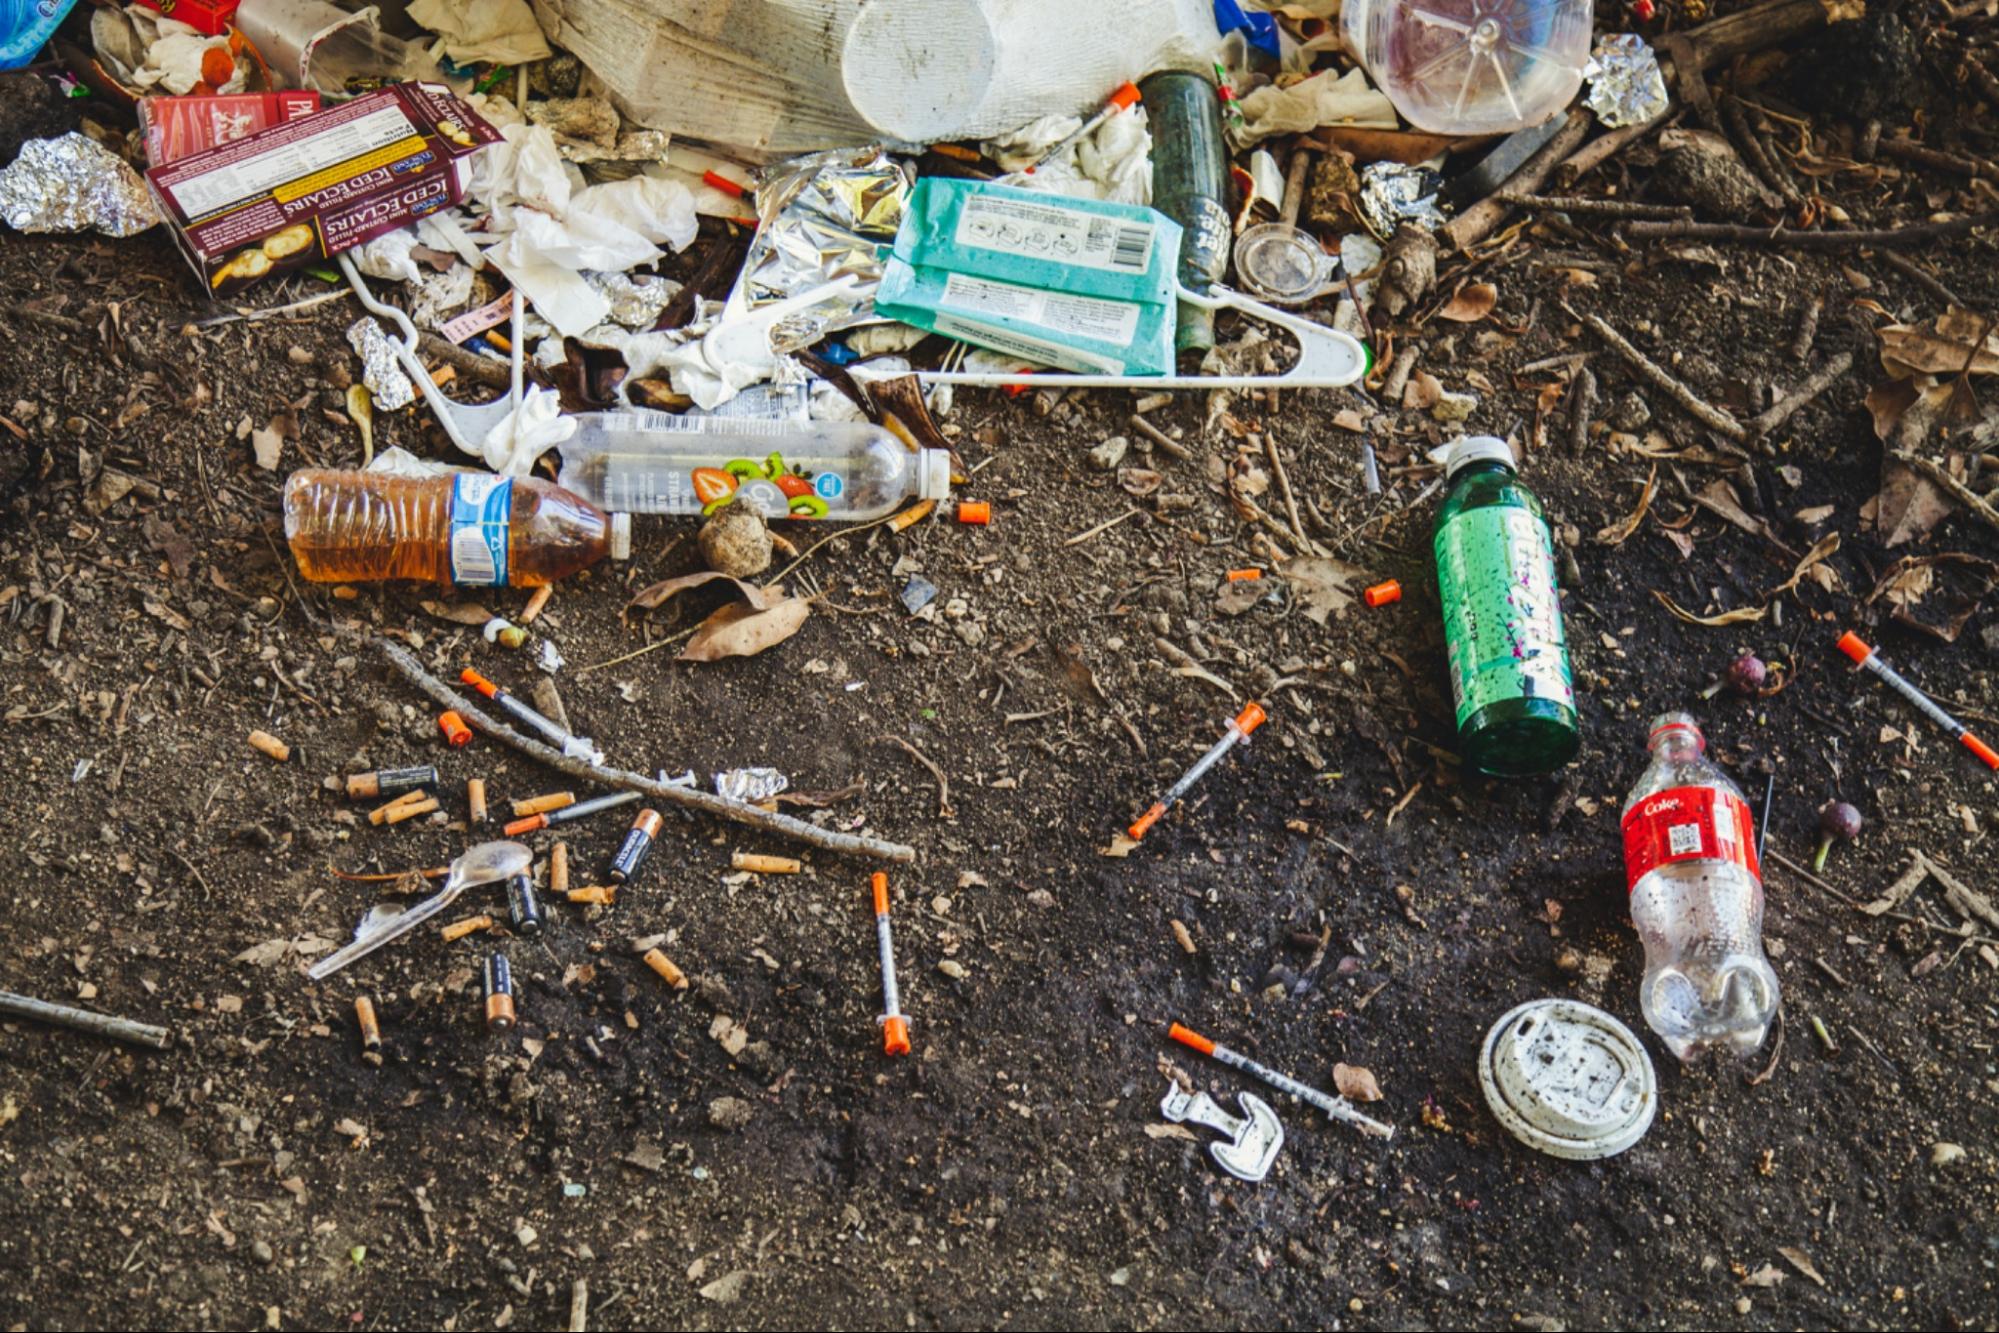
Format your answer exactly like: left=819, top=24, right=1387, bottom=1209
left=1110, top=225, right=1152, bottom=271
left=1667, top=823, right=1702, bottom=856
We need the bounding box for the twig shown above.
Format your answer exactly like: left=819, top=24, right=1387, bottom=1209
left=1626, top=213, right=1999, bottom=247
left=1567, top=365, right=1598, bottom=458
left=1748, top=351, right=1853, bottom=438
left=197, top=287, right=353, bottom=328
left=1443, top=111, right=1595, bottom=252
left=1555, top=106, right=1675, bottom=188
left=1892, top=450, right=1999, bottom=536
left=1746, top=1006, right=1785, bottom=1085
left=0, top=991, right=171, bottom=1049
left=376, top=639, right=914, bottom=862
left=1154, top=637, right=1238, bottom=699
left=1580, top=312, right=1748, bottom=440
left=1380, top=345, right=1419, bottom=403
left=1963, top=52, right=1999, bottom=109
left=1789, top=288, right=1824, bottom=362
left=1498, top=193, right=1692, bottom=220
left=879, top=734, right=952, bottom=819
left=1128, top=413, right=1192, bottom=461
left=1518, top=351, right=1592, bottom=376
left=1063, top=506, right=1144, bottom=547
left=1878, top=251, right=1965, bottom=309
left=4, top=304, right=88, bottom=335
left=416, top=332, right=514, bottom=391
left=1875, top=137, right=1999, bottom=183
left=1262, top=433, right=1321, bottom=556
left=1279, top=147, right=1313, bottom=228
left=1721, top=95, right=1801, bottom=207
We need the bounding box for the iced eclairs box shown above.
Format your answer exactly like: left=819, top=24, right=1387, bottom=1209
left=145, top=83, right=498, bottom=294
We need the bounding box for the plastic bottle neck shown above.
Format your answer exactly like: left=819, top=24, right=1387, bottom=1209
left=1449, top=460, right=1515, bottom=485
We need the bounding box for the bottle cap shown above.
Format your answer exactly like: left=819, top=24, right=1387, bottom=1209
left=609, top=512, right=632, bottom=560
left=1443, top=434, right=1515, bottom=480
left=1234, top=222, right=1340, bottom=305
left=919, top=449, right=952, bottom=503
left=1479, top=999, right=1656, bottom=1160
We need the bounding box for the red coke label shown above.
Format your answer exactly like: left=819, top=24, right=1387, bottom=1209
left=1621, top=785, right=1760, bottom=889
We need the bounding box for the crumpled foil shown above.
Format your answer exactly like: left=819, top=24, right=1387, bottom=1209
left=345, top=318, right=416, bottom=412
left=1358, top=162, right=1446, bottom=239
left=735, top=146, right=913, bottom=353
left=584, top=271, right=683, bottom=329
left=1585, top=34, right=1670, bottom=130
left=715, top=767, right=789, bottom=803
left=0, top=134, right=159, bottom=238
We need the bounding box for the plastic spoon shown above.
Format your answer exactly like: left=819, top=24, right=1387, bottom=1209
left=307, top=841, right=532, bottom=981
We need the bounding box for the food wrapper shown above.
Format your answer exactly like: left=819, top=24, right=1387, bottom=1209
left=715, top=767, right=789, bottom=803
left=346, top=318, right=416, bottom=412
left=1358, top=162, right=1446, bottom=239
left=586, top=272, right=682, bottom=328
left=734, top=146, right=913, bottom=353
left=0, top=134, right=159, bottom=238
left=1585, top=34, right=1669, bottom=130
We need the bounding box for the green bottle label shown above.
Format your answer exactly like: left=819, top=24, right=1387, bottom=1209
left=1435, top=506, right=1573, bottom=727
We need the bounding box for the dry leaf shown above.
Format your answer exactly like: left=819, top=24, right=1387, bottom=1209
left=1661, top=527, right=1696, bottom=560
left=1694, top=478, right=1766, bottom=537
left=1877, top=308, right=1999, bottom=380
left=1866, top=553, right=1999, bottom=641
left=1652, top=590, right=1766, bottom=626
left=1118, top=466, right=1163, bottom=498
left=1794, top=504, right=1836, bottom=525
left=1594, top=465, right=1657, bottom=546
left=251, top=424, right=283, bottom=470
left=419, top=599, right=496, bottom=626
left=1875, top=453, right=1957, bottom=548
left=628, top=569, right=781, bottom=613
left=1768, top=532, right=1841, bottom=598
left=1437, top=282, right=1497, bottom=323
left=1101, top=834, right=1140, bottom=858
left=1144, top=1122, right=1200, bottom=1142
left=1333, top=1063, right=1383, bottom=1102
left=1285, top=557, right=1367, bottom=625
left=1820, top=0, right=1865, bottom=21
left=232, top=935, right=337, bottom=967
left=144, top=599, right=191, bottom=632
left=679, top=597, right=810, bottom=662
left=1778, top=1246, right=1826, bottom=1287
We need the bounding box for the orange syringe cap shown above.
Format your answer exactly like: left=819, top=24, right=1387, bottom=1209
left=1837, top=631, right=1873, bottom=664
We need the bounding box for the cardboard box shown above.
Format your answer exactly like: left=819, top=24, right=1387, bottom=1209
left=140, top=91, right=323, bottom=167
left=145, top=83, right=498, bottom=295
left=133, top=0, right=242, bottom=37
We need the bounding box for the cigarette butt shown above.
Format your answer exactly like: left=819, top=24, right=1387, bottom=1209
left=438, top=710, right=473, bottom=747
left=467, top=778, right=488, bottom=824
left=368, top=790, right=430, bottom=825
left=889, top=498, right=937, bottom=533
left=248, top=729, right=290, bottom=762
left=732, top=851, right=801, bottom=875
left=354, top=996, right=382, bottom=1051
left=503, top=813, right=549, bottom=836
left=957, top=500, right=991, bottom=525
left=385, top=796, right=440, bottom=826
left=567, top=885, right=617, bottom=905
left=428, top=364, right=456, bottom=390
left=1364, top=579, right=1401, bottom=608
left=641, top=947, right=688, bottom=989
left=520, top=585, right=552, bottom=625
left=1225, top=568, right=1262, bottom=582
left=550, top=841, right=569, bottom=896
left=442, top=914, right=494, bottom=942
left=512, top=791, right=576, bottom=818
left=1170, top=919, right=1197, bottom=954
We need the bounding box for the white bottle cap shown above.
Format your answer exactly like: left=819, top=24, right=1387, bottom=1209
left=1479, top=999, right=1657, bottom=1160
left=919, top=449, right=953, bottom=503
left=1443, top=434, right=1515, bottom=480
left=609, top=512, right=632, bottom=561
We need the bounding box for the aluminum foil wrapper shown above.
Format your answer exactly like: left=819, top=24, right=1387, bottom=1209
left=0, top=134, right=159, bottom=238
left=345, top=318, right=416, bottom=412
left=584, top=271, right=683, bottom=329
left=735, top=146, right=912, bottom=353
left=1585, top=34, right=1669, bottom=130
left=715, top=767, right=789, bottom=803
left=1358, top=162, right=1446, bottom=239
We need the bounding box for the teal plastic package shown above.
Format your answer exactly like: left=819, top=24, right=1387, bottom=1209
left=875, top=179, right=1182, bottom=376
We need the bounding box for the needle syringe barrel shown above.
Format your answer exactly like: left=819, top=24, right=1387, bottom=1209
left=1839, top=632, right=1999, bottom=768
left=1128, top=702, right=1267, bottom=839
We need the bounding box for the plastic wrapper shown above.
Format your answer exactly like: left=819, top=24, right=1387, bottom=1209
left=1585, top=34, right=1669, bottom=130
left=1358, top=161, right=1446, bottom=239
left=735, top=147, right=913, bottom=354
left=715, top=767, right=789, bottom=803
left=345, top=318, right=415, bottom=412
left=0, top=134, right=159, bottom=238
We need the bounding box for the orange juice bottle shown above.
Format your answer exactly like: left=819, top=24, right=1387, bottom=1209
left=282, top=470, right=629, bottom=586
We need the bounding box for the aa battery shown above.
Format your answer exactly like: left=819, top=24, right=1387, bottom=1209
left=608, top=809, right=663, bottom=883
left=483, top=953, right=516, bottom=1031
left=346, top=766, right=438, bottom=801
left=505, top=871, right=545, bottom=936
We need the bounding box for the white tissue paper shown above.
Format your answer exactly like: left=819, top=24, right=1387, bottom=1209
left=478, top=384, right=576, bottom=475
left=1234, top=67, right=1397, bottom=147
left=407, top=0, right=551, bottom=65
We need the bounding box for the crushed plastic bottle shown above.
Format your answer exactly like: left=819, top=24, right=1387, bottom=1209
left=1342, top=0, right=1593, bottom=136
left=283, top=471, right=629, bottom=587
left=1620, top=712, right=1780, bottom=1062
left=556, top=414, right=951, bottom=522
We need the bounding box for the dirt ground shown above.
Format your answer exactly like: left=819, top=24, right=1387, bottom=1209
left=5, top=19, right=1999, bottom=1332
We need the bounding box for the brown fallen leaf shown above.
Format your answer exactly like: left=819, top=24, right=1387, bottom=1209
left=1652, top=590, right=1766, bottom=626
left=679, top=596, right=810, bottom=662
left=144, top=599, right=191, bottom=632
left=1875, top=451, right=1959, bottom=548
left=1101, top=834, right=1140, bottom=858
left=1285, top=556, right=1367, bottom=625
left=1403, top=368, right=1445, bottom=411
left=419, top=599, right=496, bottom=626
left=1768, top=532, right=1841, bottom=598
left=1794, top=504, right=1836, bottom=525
left=1777, top=1245, right=1826, bottom=1287
left=1332, top=1062, right=1383, bottom=1102
left=1144, top=1122, right=1200, bottom=1142
left=1594, top=464, right=1657, bottom=546
left=1694, top=478, right=1767, bottom=538
left=1436, top=281, right=1498, bottom=323
left=1876, top=307, right=1999, bottom=380
left=628, top=569, right=782, bottom=613
left=1866, top=552, right=1999, bottom=642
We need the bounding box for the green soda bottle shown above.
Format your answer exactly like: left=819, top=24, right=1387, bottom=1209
left=1433, top=435, right=1579, bottom=776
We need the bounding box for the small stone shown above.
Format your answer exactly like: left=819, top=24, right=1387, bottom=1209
left=1931, top=1141, right=1966, bottom=1167
left=698, top=499, right=773, bottom=580
left=251, top=1239, right=274, bottom=1266
left=1608, top=390, right=1651, bottom=432
left=1734, top=1297, right=1752, bottom=1316
left=937, top=959, right=968, bottom=979
left=1430, top=390, right=1477, bottom=425
left=707, top=1096, right=754, bottom=1131
left=1089, top=436, right=1129, bottom=471
left=1026, top=889, right=1055, bottom=909
left=699, top=1270, right=750, bottom=1303
left=515, top=1223, right=537, bottom=1247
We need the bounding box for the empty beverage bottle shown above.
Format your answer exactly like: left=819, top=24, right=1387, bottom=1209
left=283, top=470, right=629, bottom=586
left=1433, top=435, right=1578, bottom=776
left=1620, top=712, right=1780, bottom=1061
left=556, top=413, right=951, bottom=521
left=1341, top=0, right=1593, bottom=135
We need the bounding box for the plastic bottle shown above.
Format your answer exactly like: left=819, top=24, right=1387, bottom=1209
left=555, top=413, right=951, bottom=521
left=1432, top=435, right=1577, bottom=776
left=1, top=0, right=79, bottom=70
left=1139, top=69, right=1231, bottom=353
left=282, top=471, right=629, bottom=587
left=1341, top=0, right=1593, bottom=136
left=1621, top=712, right=1780, bottom=1061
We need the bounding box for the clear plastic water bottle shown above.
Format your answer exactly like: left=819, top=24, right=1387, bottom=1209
left=1620, top=712, right=1780, bottom=1062
left=1341, top=0, right=1593, bottom=135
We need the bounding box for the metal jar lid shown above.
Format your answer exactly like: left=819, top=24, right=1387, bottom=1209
left=1479, top=998, right=1657, bottom=1160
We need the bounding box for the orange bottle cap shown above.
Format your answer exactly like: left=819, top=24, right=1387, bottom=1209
left=1364, top=579, right=1401, bottom=608
left=882, top=1015, right=911, bottom=1057
left=438, top=711, right=472, bottom=746
left=1234, top=702, right=1268, bottom=736
left=1836, top=631, right=1873, bottom=664
left=957, top=500, right=991, bottom=525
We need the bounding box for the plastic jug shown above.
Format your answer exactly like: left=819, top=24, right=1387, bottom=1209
left=1342, top=0, right=1593, bottom=136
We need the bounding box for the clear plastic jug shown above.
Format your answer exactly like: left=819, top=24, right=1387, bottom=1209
left=1342, top=0, right=1593, bottom=136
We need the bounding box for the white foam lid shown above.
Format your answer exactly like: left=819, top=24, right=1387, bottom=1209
left=1479, top=998, right=1657, bottom=1160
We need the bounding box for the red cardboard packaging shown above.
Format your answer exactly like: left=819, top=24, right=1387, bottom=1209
left=140, top=91, right=323, bottom=166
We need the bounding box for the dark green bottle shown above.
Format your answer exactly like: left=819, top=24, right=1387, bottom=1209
left=1138, top=70, right=1230, bottom=353
left=1432, top=435, right=1579, bottom=776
